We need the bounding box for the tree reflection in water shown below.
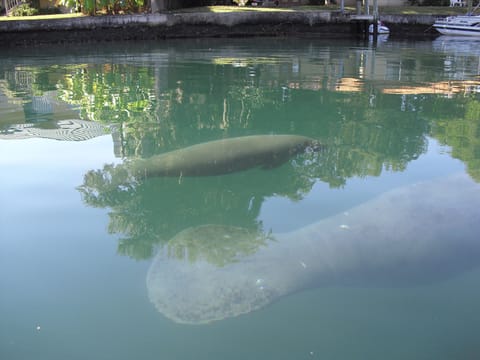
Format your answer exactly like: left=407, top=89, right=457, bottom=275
left=4, top=40, right=480, bottom=263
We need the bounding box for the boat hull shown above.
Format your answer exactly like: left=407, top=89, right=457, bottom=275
left=434, top=26, right=480, bottom=36
left=434, top=15, right=480, bottom=36
left=368, top=23, right=390, bottom=35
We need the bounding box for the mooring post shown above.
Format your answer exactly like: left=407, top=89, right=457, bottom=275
left=372, top=0, right=379, bottom=40
left=355, top=0, right=366, bottom=37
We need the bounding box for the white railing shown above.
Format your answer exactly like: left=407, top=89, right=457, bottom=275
left=4, top=0, right=26, bottom=14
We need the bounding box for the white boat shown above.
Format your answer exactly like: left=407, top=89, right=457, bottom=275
left=433, top=14, right=480, bottom=36
left=368, top=21, right=390, bottom=35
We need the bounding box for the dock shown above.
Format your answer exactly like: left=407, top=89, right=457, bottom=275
left=344, top=0, right=381, bottom=37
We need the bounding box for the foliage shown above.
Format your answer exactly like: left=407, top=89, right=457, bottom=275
left=50, top=45, right=479, bottom=260
left=58, top=0, right=78, bottom=9
left=166, top=225, right=273, bottom=267
left=57, top=0, right=144, bottom=14
left=81, top=0, right=96, bottom=14
left=77, top=152, right=321, bottom=260
left=10, top=2, right=39, bottom=16
left=57, top=66, right=155, bottom=119
left=430, top=98, right=480, bottom=182
left=232, top=0, right=249, bottom=6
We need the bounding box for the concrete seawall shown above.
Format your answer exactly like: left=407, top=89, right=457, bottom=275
left=0, top=11, right=440, bottom=46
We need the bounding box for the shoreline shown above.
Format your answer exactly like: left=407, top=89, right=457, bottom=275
left=0, top=11, right=441, bottom=46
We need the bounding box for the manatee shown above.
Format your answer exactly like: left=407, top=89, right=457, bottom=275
left=146, top=174, right=480, bottom=324
left=127, top=134, right=322, bottom=178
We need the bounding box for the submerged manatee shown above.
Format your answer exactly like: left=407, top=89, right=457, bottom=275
left=128, top=134, right=322, bottom=178
left=146, top=174, right=480, bottom=324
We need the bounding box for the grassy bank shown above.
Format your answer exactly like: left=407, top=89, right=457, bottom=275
left=178, top=5, right=470, bottom=15
left=0, top=12, right=85, bottom=21
left=0, top=5, right=470, bottom=21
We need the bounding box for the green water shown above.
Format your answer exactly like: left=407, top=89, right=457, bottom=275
left=1, top=36, right=480, bottom=359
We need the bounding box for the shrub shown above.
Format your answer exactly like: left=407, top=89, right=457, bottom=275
left=11, top=2, right=39, bottom=16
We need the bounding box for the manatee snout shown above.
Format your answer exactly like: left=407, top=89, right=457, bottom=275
left=307, top=139, right=326, bottom=153
left=294, top=139, right=325, bottom=155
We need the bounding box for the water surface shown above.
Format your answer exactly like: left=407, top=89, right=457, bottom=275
left=1, top=37, right=480, bottom=359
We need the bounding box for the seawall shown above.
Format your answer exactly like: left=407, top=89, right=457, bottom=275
left=0, top=11, right=440, bottom=46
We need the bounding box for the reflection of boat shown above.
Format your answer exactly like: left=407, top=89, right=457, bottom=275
left=368, top=21, right=390, bottom=35
left=433, top=14, right=480, bottom=36
left=432, top=35, right=480, bottom=56
left=368, top=34, right=389, bottom=44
